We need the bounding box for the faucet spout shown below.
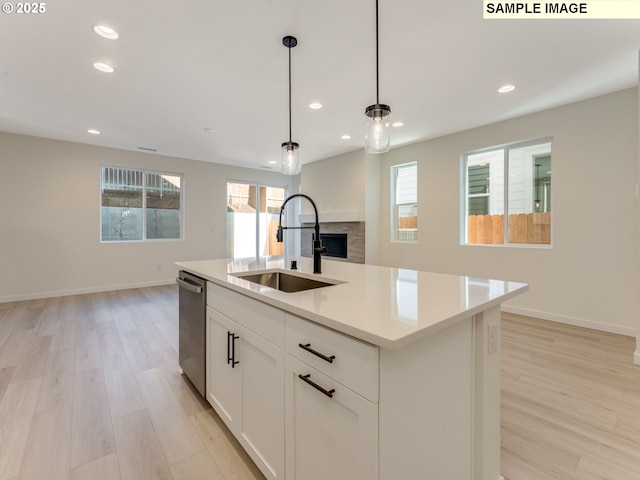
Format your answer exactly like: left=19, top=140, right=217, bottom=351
left=276, top=194, right=326, bottom=274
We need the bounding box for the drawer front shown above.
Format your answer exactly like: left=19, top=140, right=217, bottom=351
left=208, top=282, right=285, bottom=348
left=285, top=314, right=378, bottom=402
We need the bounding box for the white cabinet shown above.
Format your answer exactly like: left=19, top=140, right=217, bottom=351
left=206, top=307, right=241, bottom=426
left=238, top=323, right=284, bottom=478
left=284, top=355, right=378, bottom=480
left=206, top=284, right=285, bottom=480
left=284, top=313, right=379, bottom=480
left=205, top=281, right=485, bottom=480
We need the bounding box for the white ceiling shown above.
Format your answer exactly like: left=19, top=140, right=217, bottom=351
left=1, top=0, right=639, bottom=171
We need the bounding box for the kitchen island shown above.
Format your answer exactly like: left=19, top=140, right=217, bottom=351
left=176, top=257, right=528, bottom=480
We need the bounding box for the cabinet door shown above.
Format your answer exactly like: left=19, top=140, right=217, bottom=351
left=206, top=306, right=241, bottom=433
left=285, top=355, right=378, bottom=480
left=238, top=326, right=285, bottom=480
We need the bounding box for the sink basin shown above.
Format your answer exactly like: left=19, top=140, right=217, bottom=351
left=233, top=271, right=338, bottom=293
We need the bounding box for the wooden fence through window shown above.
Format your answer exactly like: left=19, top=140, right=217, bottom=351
left=468, top=213, right=550, bottom=245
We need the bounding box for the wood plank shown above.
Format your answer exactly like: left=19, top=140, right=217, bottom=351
left=101, top=347, right=145, bottom=419
left=70, top=453, right=122, bottom=480
left=152, top=348, right=209, bottom=417
left=0, top=378, right=42, bottom=479
left=11, top=335, right=52, bottom=382
left=476, top=215, right=485, bottom=244
left=70, top=368, right=116, bottom=468
left=112, top=409, right=172, bottom=480
left=50, top=310, right=75, bottom=352
left=74, top=329, right=102, bottom=373
left=35, top=347, right=74, bottom=412
left=18, top=404, right=72, bottom=480
left=468, top=215, right=477, bottom=243
left=118, top=330, right=156, bottom=373
left=169, top=450, right=225, bottom=480
left=135, top=368, right=205, bottom=465
left=34, top=296, right=61, bottom=337
left=89, top=292, right=115, bottom=325
left=517, top=213, right=528, bottom=243
left=0, top=329, right=33, bottom=369
left=508, top=214, right=517, bottom=243
left=128, top=306, right=172, bottom=353
left=141, top=303, right=178, bottom=351
left=527, top=212, right=535, bottom=243
left=0, top=366, right=16, bottom=402
left=483, top=214, right=492, bottom=244
left=492, top=214, right=503, bottom=244
left=190, top=409, right=266, bottom=480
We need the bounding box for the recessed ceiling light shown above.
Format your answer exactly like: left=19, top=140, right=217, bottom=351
left=498, top=84, right=516, bottom=94
left=392, top=121, right=404, bottom=127
left=309, top=103, right=322, bottom=110
left=93, top=25, right=119, bottom=40
left=93, top=62, right=114, bottom=73
left=341, top=134, right=351, bottom=140
left=204, top=128, right=215, bottom=133
left=268, top=160, right=277, bottom=164
left=87, top=129, right=101, bottom=135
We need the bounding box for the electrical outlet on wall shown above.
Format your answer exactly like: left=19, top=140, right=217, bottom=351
left=488, top=321, right=498, bottom=355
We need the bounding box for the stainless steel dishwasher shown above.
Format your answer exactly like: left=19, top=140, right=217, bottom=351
left=176, top=270, right=206, bottom=397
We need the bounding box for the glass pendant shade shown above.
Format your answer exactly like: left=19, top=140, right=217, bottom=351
left=281, top=141, right=300, bottom=175
left=364, top=104, right=391, bottom=154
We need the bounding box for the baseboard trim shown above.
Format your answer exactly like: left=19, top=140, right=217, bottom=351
left=634, top=350, right=640, bottom=366
left=501, top=305, right=635, bottom=338
left=0, top=278, right=177, bottom=304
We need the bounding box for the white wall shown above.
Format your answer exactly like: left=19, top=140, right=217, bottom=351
left=301, top=149, right=365, bottom=219
left=300, top=149, right=383, bottom=264
left=364, top=153, right=382, bottom=265
left=377, top=88, right=639, bottom=337
left=0, top=132, right=298, bottom=301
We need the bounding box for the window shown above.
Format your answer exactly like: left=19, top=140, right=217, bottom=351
left=463, top=139, right=551, bottom=246
left=226, top=182, right=286, bottom=258
left=101, top=166, right=182, bottom=242
left=391, top=162, right=417, bottom=242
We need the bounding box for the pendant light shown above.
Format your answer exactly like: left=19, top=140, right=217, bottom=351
left=364, top=0, right=391, bottom=154
left=281, top=35, right=300, bottom=175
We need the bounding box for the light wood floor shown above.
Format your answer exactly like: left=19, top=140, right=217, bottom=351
left=1, top=287, right=639, bottom=479
left=501, top=312, right=640, bottom=480
left=0, top=285, right=266, bottom=480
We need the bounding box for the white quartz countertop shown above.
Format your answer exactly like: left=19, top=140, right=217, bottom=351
left=176, top=257, right=528, bottom=350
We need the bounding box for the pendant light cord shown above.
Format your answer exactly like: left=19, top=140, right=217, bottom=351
left=375, top=0, right=380, bottom=104
left=288, top=43, right=292, bottom=142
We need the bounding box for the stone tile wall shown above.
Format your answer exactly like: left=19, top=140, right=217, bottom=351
left=300, top=222, right=365, bottom=264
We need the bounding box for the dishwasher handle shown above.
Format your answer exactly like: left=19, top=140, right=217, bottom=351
left=176, top=277, right=204, bottom=294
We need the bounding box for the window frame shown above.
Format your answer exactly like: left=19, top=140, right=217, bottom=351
left=100, top=165, right=184, bottom=243
left=461, top=138, right=552, bottom=248
left=391, top=162, right=418, bottom=243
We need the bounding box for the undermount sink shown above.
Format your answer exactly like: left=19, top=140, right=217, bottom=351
left=233, top=271, right=339, bottom=293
